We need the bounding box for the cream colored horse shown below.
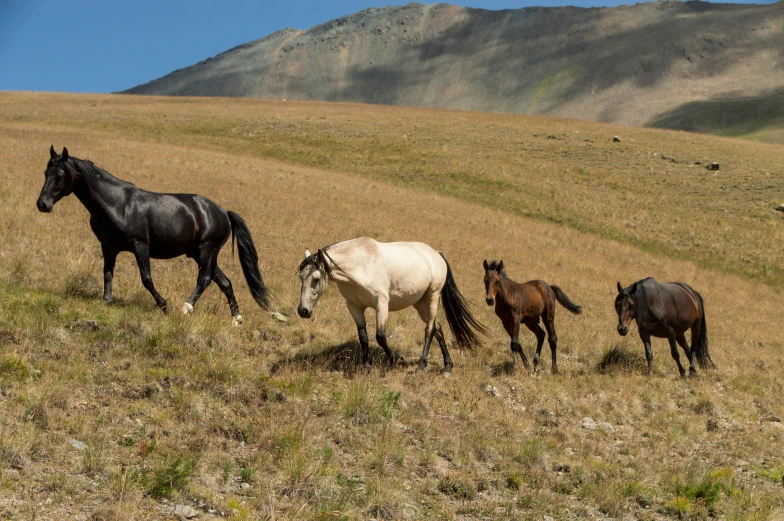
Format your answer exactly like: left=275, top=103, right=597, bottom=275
left=297, top=238, right=487, bottom=373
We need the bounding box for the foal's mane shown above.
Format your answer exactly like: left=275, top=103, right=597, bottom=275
left=485, top=260, right=509, bottom=279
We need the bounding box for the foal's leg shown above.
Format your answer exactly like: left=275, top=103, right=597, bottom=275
left=131, top=241, right=167, bottom=312
left=675, top=332, right=697, bottom=377
left=414, top=296, right=439, bottom=371
left=101, top=244, right=118, bottom=303
left=347, top=304, right=371, bottom=369
left=523, top=322, right=545, bottom=374
left=375, top=298, right=403, bottom=366
left=508, top=320, right=531, bottom=372
left=667, top=333, right=687, bottom=378
left=213, top=266, right=242, bottom=326
left=543, top=319, right=559, bottom=374
left=184, top=249, right=217, bottom=316
left=639, top=331, right=654, bottom=375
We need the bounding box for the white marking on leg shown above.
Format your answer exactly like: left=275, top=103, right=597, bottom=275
left=232, top=314, right=243, bottom=327
left=181, top=302, right=193, bottom=315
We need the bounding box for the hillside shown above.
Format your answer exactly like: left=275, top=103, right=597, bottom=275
left=125, top=2, right=784, bottom=140
left=1, top=93, right=783, bottom=519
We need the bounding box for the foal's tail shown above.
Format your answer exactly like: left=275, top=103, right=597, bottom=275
left=439, top=253, right=489, bottom=349
left=551, top=285, right=582, bottom=315
left=693, top=290, right=715, bottom=370
left=227, top=211, right=270, bottom=310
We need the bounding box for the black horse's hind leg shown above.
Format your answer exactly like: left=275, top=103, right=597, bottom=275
left=639, top=331, right=654, bottom=375
left=132, top=241, right=167, bottom=312
left=434, top=323, right=453, bottom=373
left=184, top=250, right=217, bottom=316
left=676, top=332, right=697, bottom=377
left=101, top=244, right=117, bottom=303
left=213, top=266, right=241, bottom=320
left=668, top=334, right=687, bottom=378
left=543, top=319, right=559, bottom=374
left=523, top=321, right=545, bottom=374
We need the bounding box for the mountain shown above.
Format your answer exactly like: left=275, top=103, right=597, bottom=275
left=125, top=2, right=784, bottom=138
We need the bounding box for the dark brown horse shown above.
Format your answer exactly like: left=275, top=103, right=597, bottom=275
left=483, top=260, right=582, bottom=374
left=615, top=278, right=714, bottom=377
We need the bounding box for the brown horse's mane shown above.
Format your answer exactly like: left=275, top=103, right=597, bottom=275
left=619, top=277, right=657, bottom=330
left=486, top=260, right=510, bottom=280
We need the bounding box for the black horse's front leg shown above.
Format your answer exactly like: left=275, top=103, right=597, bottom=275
left=101, top=245, right=118, bottom=303
left=132, top=241, right=167, bottom=312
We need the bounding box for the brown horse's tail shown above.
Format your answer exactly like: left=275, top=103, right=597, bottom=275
left=439, top=253, right=489, bottom=349
left=551, top=285, right=582, bottom=315
left=694, top=291, right=715, bottom=370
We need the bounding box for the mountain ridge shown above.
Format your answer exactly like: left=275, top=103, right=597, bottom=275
left=125, top=1, right=784, bottom=138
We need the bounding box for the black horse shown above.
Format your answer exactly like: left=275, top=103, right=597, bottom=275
left=615, top=277, right=714, bottom=377
left=37, top=146, right=269, bottom=323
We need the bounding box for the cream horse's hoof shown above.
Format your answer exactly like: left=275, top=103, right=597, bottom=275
left=181, top=302, right=194, bottom=315
left=232, top=315, right=243, bottom=327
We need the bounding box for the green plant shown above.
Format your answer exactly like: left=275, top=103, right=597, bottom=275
left=145, top=457, right=197, bottom=499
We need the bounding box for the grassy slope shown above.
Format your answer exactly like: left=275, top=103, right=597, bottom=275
left=0, top=93, right=783, bottom=520
left=2, top=92, right=783, bottom=289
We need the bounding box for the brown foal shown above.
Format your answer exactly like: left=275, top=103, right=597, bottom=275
left=483, top=260, right=582, bottom=374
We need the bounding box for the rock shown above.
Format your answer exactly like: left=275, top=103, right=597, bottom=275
left=270, top=312, right=288, bottom=322
left=544, top=516, right=555, bottom=521
left=661, top=154, right=678, bottom=163
left=174, top=504, right=199, bottom=518
left=72, top=319, right=100, bottom=331
left=775, top=204, right=784, bottom=213
left=612, top=136, right=621, bottom=142
left=240, top=482, right=251, bottom=490
left=69, top=438, right=86, bottom=451
left=706, top=162, right=720, bottom=171
left=3, top=449, right=29, bottom=471
left=484, top=385, right=500, bottom=397
left=581, top=417, right=597, bottom=430
left=599, top=422, right=615, bottom=431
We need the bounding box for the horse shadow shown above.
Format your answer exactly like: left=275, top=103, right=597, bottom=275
left=269, top=341, right=396, bottom=376
left=491, top=360, right=518, bottom=377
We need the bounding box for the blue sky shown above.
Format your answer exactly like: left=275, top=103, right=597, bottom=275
left=0, top=0, right=777, bottom=93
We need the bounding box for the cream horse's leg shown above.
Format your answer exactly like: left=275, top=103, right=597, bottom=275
left=347, top=304, right=370, bottom=369
left=414, top=293, right=441, bottom=371
left=375, top=297, right=403, bottom=366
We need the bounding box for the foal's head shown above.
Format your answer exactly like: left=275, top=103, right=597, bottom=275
left=614, top=281, right=638, bottom=336
left=483, top=259, right=505, bottom=306
left=37, top=146, right=75, bottom=213
left=297, top=249, right=329, bottom=319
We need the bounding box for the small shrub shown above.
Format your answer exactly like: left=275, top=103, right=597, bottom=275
left=64, top=271, right=100, bottom=299
left=240, top=466, right=256, bottom=484
left=146, top=457, right=197, bottom=499
left=597, top=345, right=645, bottom=374
left=437, top=477, right=476, bottom=500
left=221, top=461, right=232, bottom=485
left=23, top=402, right=48, bottom=429
left=506, top=471, right=523, bottom=490
left=0, top=356, right=31, bottom=381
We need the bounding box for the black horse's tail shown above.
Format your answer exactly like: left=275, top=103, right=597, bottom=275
left=227, top=211, right=270, bottom=310
left=694, top=290, right=715, bottom=370
left=439, top=253, right=489, bottom=349
left=551, top=285, right=582, bottom=315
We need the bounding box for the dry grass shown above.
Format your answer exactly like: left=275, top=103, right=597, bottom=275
left=0, top=93, right=782, bottom=520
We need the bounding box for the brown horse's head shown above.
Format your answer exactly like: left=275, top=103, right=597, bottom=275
left=614, top=281, right=638, bottom=336
left=483, top=259, right=505, bottom=306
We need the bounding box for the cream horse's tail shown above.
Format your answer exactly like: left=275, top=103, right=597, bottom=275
left=439, top=253, right=489, bottom=349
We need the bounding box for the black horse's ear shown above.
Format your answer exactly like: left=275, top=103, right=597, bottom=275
left=497, top=260, right=504, bottom=273
left=50, top=145, right=57, bottom=158
left=630, top=282, right=637, bottom=294
left=483, top=259, right=489, bottom=270
left=617, top=281, right=623, bottom=293
left=61, top=147, right=69, bottom=160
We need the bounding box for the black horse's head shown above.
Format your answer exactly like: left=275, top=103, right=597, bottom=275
left=614, top=281, right=638, bottom=336
left=37, top=146, right=75, bottom=213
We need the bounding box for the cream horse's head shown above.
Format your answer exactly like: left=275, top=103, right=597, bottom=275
left=297, top=249, right=329, bottom=319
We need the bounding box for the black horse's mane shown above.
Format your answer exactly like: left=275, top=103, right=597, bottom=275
left=618, top=277, right=657, bottom=329
left=55, top=155, right=134, bottom=189
left=486, top=260, right=509, bottom=279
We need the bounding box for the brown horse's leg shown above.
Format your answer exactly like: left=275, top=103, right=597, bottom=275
left=668, top=333, right=687, bottom=378
left=523, top=322, right=545, bottom=374
left=506, top=319, right=531, bottom=372
left=543, top=319, right=559, bottom=374
left=676, top=332, right=697, bottom=377
left=639, top=331, right=654, bottom=375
